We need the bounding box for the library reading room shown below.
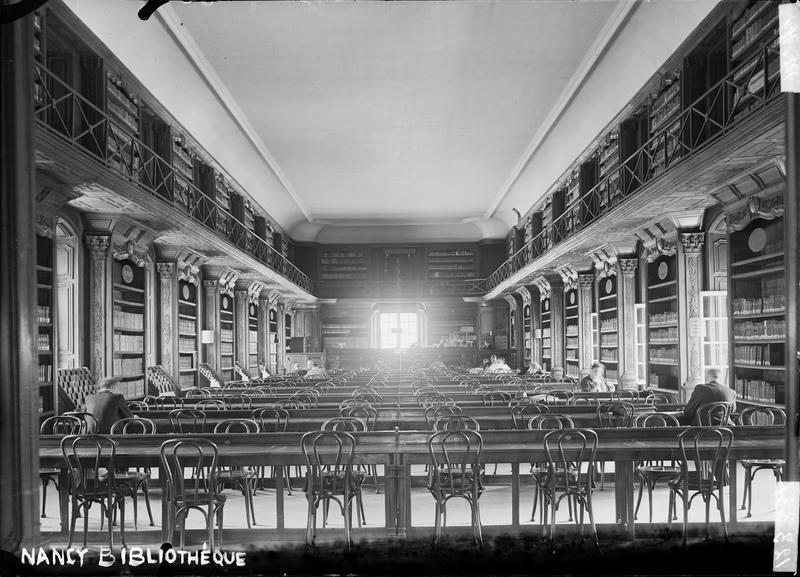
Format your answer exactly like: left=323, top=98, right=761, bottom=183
left=1, top=0, right=799, bottom=575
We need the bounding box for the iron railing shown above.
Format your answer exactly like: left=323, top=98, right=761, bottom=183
left=485, top=36, right=782, bottom=294
left=33, top=63, right=314, bottom=295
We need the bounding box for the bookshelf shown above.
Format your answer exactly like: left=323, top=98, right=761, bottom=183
left=541, top=297, right=551, bottom=372
left=177, top=279, right=198, bottom=389
left=729, top=217, right=785, bottom=405
left=647, top=254, right=680, bottom=390
left=219, top=293, right=234, bottom=382
left=320, top=248, right=369, bottom=283
left=248, top=301, right=259, bottom=375
left=36, top=234, right=56, bottom=418
left=523, top=304, right=532, bottom=366
left=597, top=131, right=620, bottom=208
left=321, top=310, right=370, bottom=350
left=105, top=70, right=140, bottom=174
left=701, top=291, right=729, bottom=384
left=564, top=289, right=579, bottom=377
left=269, top=308, right=278, bottom=370
left=635, top=303, right=647, bottom=386
left=172, top=133, right=194, bottom=212
left=112, top=259, right=146, bottom=399
left=214, top=174, right=232, bottom=236
left=428, top=303, right=476, bottom=348
left=730, top=1, right=779, bottom=122
left=648, top=71, right=682, bottom=177
left=597, top=275, right=618, bottom=381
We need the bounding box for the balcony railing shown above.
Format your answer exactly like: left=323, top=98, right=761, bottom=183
left=33, top=62, right=314, bottom=295
left=485, top=37, right=782, bottom=294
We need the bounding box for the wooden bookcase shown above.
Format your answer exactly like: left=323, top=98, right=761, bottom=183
left=522, top=303, right=532, bottom=367
left=730, top=1, right=779, bottom=122
left=597, top=131, right=620, bottom=208
left=648, top=71, right=682, bottom=177
left=564, top=288, right=579, bottom=378
left=172, top=133, right=194, bottom=212
left=248, top=301, right=259, bottom=375
left=112, top=259, right=146, bottom=399
left=597, top=275, right=619, bottom=381
left=729, top=217, right=785, bottom=405
left=268, top=308, right=278, bottom=370
left=540, top=297, right=552, bottom=372
left=284, top=313, right=292, bottom=354
left=105, top=69, right=140, bottom=174
left=646, top=254, right=680, bottom=391
left=219, top=292, right=234, bottom=382
left=426, top=247, right=476, bottom=295
left=214, top=174, right=232, bottom=236
left=36, top=234, right=56, bottom=418
left=428, top=303, right=476, bottom=347
left=177, top=279, right=198, bottom=389
left=320, top=248, right=369, bottom=283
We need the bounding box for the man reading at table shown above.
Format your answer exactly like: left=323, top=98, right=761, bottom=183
left=678, top=368, right=736, bottom=425
left=85, top=376, right=134, bottom=434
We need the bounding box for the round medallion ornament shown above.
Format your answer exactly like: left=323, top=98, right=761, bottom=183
left=604, top=279, right=613, bottom=294
left=250, top=304, right=256, bottom=316
left=121, top=264, right=134, bottom=284
left=657, top=261, right=669, bottom=280
left=544, top=300, right=550, bottom=312
left=222, top=296, right=230, bottom=309
left=748, top=227, right=767, bottom=253
left=569, top=292, right=576, bottom=305
left=182, top=284, right=190, bottom=300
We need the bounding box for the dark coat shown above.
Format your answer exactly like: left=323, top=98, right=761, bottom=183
left=679, top=382, right=737, bottom=425
left=85, top=391, right=133, bottom=434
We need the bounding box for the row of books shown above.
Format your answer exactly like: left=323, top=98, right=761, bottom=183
left=733, top=344, right=781, bottom=367
left=649, top=311, right=678, bottom=326
left=220, top=329, right=234, bottom=342
left=36, top=305, right=52, bottom=324
left=732, top=377, right=780, bottom=404
left=650, top=346, right=679, bottom=362
left=179, top=337, right=196, bottom=352
left=648, top=372, right=676, bottom=388
left=113, top=333, right=143, bottom=352
left=733, top=318, right=785, bottom=340
left=119, top=379, right=144, bottom=399
left=38, top=364, right=53, bottom=383
left=566, top=337, right=579, bottom=348
left=649, top=326, right=678, bottom=341
left=566, top=325, right=578, bottom=337
left=731, top=8, right=777, bottom=60
left=541, top=328, right=551, bottom=338
left=600, top=335, right=616, bottom=347
left=113, top=358, right=143, bottom=376
left=179, top=318, right=196, bottom=334
left=429, top=250, right=474, bottom=258
left=220, top=343, right=234, bottom=356
left=37, top=333, right=51, bottom=352
left=732, top=294, right=785, bottom=316
left=600, top=317, right=618, bottom=332
left=541, top=338, right=551, bottom=348
left=113, top=310, right=144, bottom=331
left=732, top=2, right=772, bottom=36
left=600, top=349, right=618, bottom=361
left=179, top=356, right=195, bottom=370
left=179, top=374, right=196, bottom=388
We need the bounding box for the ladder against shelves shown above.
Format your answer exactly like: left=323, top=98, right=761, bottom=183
left=729, top=217, right=786, bottom=405
left=178, top=279, right=198, bottom=389
left=540, top=297, right=552, bottom=373
left=597, top=275, right=618, bottom=382
left=219, top=292, right=235, bottom=383
left=112, top=258, right=146, bottom=399
left=564, top=288, right=579, bottom=377
left=248, top=302, right=259, bottom=375
left=646, top=254, right=681, bottom=391
left=36, top=233, right=56, bottom=418
left=57, top=368, right=95, bottom=413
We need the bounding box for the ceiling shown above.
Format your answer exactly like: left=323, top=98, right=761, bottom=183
left=167, top=0, right=619, bottom=240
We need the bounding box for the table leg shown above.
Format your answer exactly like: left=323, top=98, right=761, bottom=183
left=614, top=459, right=635, bottom=540
left=511, top=462, right=520, bottom=528
left=728, top=457, right=738, bottom=532
left=396, top=458, right=409, bottom=541
left=276, top=466, right=285, bottom=531
left=159, top=462, right=169, bottom=543
left=58, top=468, right=69, bottom=533
left=384, top=459, right=397, bottom=534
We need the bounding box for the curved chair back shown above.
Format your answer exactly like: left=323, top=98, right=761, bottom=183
left=185, top=389, right=210, bottom=399
left=41, top=415, right=85, bottom=435
left=339, top=398, right=373, bottom=411
left=676, top=426, right=733, bottom=490
left=195, top=399, right=226, bottom=412
left=222, top=394, right=252, bottom=410
left=354, top=392, right=383, bottom=408
left=737, top=406, right=786, bottom=426
left=528, top=414, right=575, bottom=430
left=159, top=437, right=220, bottom=506
left=321, top=417, right=367, bottom=432
left=543, top=391, right=574, bottom=405
left=511, top=403, right=548, bottom=429
left=595, top=402, right=635, bottom=428
left=252, top=385, right=277, bottom=396
left=427, top=430, right=483, bottom=498
left=127, top=401, right=149, bottom=411
left=425, top=405, right=463, bottom=429
left=433, top=415, right=480, bottom=432
left=152, top=396, right=184, bottom=411
left=482, top=391, right=512, bottom=406
left=633, top=412, right=681, bottom=427
left=567, top=395, right=600, bottom=406
left=213, top=418, right=260, bottom=434
left=62, top=411, right=100, bottom=434
left=60, top=434, right=117, bottom=502
left=694, top=402, right=734, bottom=426
left=613, top=390, right=639, bottom=403
left=251, top=407, right=289, bottom=432
left=340, top=406, right=379, bottom=431
left=543, top=428, right=598, bottom=492
left=301, top=431, right=356, bottom=495
left=169, top=408, right=207, bottom=434
left=644, top=392, right=677, bottom=407
left=110, top=417, right=156, bottom=435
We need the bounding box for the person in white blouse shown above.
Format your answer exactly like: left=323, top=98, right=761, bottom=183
left=305, top=362, right=328, bottom=380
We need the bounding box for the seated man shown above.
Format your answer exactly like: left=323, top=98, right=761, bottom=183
left=305, top=361, right=328, bottom=380
left=518, top=361, right=542, bottom=376
left=678, top=368, right=736, bottom=425
left=579, top=361, right=615, bottom=393
left=85, top=376, right=134, bottom=434
left=488, top=356, right=513, bottom=373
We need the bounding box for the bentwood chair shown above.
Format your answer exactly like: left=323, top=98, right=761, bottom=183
left=737, top=406, right=786, bottom=518
left=668, top=426, right=733, bottom=544
left=109, top=418, right=156, bottom=529
left=427, top=430, right=484, bottom=548
left=251, top=407, right=293, bottom=494
left=567, top=395, right=600, bottom=406
left=425, top=405, right=463, bottom=429
left=62, top=411, right=99, bottom=434
left=195, top=399, right=226, bottom=412
left=319, top=418, right=367, bottom=526
left=595, top=402, right=635, bottom=490
left=169, top=408, right=207, bottom=434
left=40, top=416, right=85, bottom=518
left=526, top=415, right=576, bottom=524
left=222, top=394, right=252, bottom=410
left=632, top=413, right=682, bottom=523
left=301, top=431, right=360, bottom=550
left=482, top=391, right=512, bottom=406
left=160, top=438, right=226, bottom=551
left=185, top=388, right=210, bottom=399
left=127, top=400, right=148, bottom=411
left=511, top=402, right=548, bottom=429
left=213, top=419, right=260, bottom=527
left=433, top=415, right=481, bottom=432
left=152, top=396, right=184, bottom=411
left=694, top=402, right=734, bottom=426
left=60, top=434, right=127, bottom=549
left=340, top=405, right=381, bottom=493
left=540, top=428, right=599, bottom=548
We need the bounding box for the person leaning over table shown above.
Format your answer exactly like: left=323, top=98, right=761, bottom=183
left=579, top=361, right=615, bottom=393
left=84, top=376, right=134, bottom=434
left=678, top=367, right=736, bottom=425
left=304, top=361, right=328, bottom=380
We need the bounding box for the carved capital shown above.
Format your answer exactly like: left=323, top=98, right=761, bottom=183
left=618, top=258, right=638, bottom=276
left=36, top=214, right=55, bottom=238
left=156, top=261, right=176, bottom=278
left=679, top=232, right=705, bottom=254
left=85, top=234, right=111, bottom=258
left=577, top=272, right=595, bottom=288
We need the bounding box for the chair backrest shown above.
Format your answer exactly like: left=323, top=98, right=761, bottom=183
left=511, top=402, right=548, bottom=429
left=633, top=412, right=681, bottom=427
left=110, top=417, right=156, bottom=435
left=613, top=390, right=639, bottom=403
left=41, top=415, right=85, bottom=435
left=60, top=434, right=116, bottom=500
left=159, top=438, right=220, bottom=504
left=676, top=426, right=733, bottom=489
left=339, top=398, right=373, bottom=411
left=213, top=418, right=260, bottom=434
left=251, top=407, right=289, bottom=432
left=528, top=414, right=575, bottom=430
left=427, top=430, right=483, bottom=496
left=482, top=391, right=512, bottom=406
left=737, top=406, right=786, bottom=426
left=168, top=408, right=207, bottom=434
left=694, top=402, right=734, bottom=426
left=567, top=395, right=600, bottom=406
left=195, top=399, right=226, bottom=411
left=543, top=428, right=598, bottom=493
left=433, top=415, right=480, bottom=431
left=321, top=417, right=367, bottom=432
left=643, top=392, right=677, bottom=407
left=185, top=389, right=210, bottom=399
left=301, top=431, right=356, bottom=495
left=222, top=394, right=252, bottom=410
left=354, top=391, right=383, bottom=407
left=276, top=399, right=307, bottom=410
left=340, top=406, right=379, bottom=431
left=127, top=400, right=149, bottom=411
left=153, top=396, right=184, bottom=411
left=62, top=411, right=100, bottom=434
left=252, top=385, right=277, bottom=396
left=543, top=391, right=573, bottom=405
left=424, top=405, right=463, bottom=429
left=595, top=402, right=635, bottom=428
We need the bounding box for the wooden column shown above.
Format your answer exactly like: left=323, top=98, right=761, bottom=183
left=86, top=234, right=111, bottom=381
left=617, top=257, right=639, bottom=390
left=202, top=279, right=219, bottom=370
left=679, top=232, right=705, bottom=395
left=0, top=4, right=40, bottom=549
left=276, top=302, right=286, bottom=373
left=156, top=261, right=177, bottom=379
left=234, top=288, right=249, bottom=372
left=548, top=278, right=565, bottom=379
left=785, top=89, right=799, bottom=481
left=577, top=271, right=595, bottom=375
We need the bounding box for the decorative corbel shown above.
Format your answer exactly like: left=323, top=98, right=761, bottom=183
left=112, top=239, right=146, bottom=267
